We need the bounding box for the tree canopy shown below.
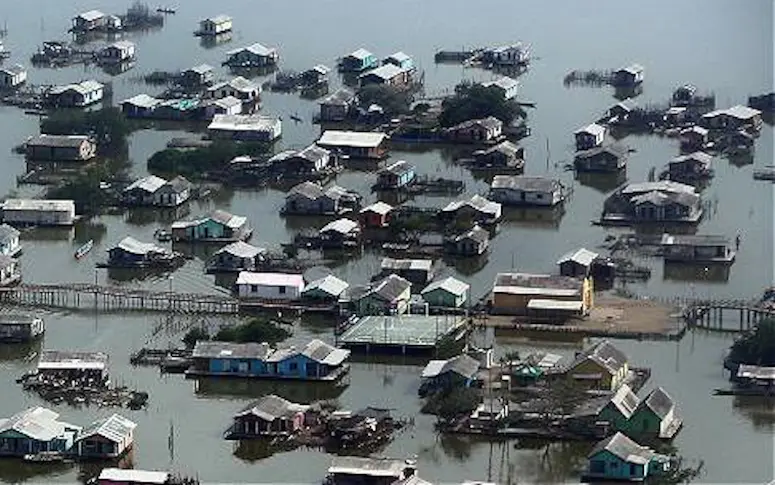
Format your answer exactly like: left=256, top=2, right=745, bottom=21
left=357, top=85, right=413, bottom=116
left=147, top=141, right=267, bottom=178
left=438, top=82, right=524, bottom=128
left=41, top=108, right=131, bottom=154
left=728, top=318, right=775, bottom=366
left=421, top=387, right=480, bottom=420
left=214, top=318, right=292, bottom=345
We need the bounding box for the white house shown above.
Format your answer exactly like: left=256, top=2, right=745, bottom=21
left=236, top=272, right=304, bottom=300
left=48, top=80, right=104, bottom=107
left=208, top=114, right=282, bottom=142
left=0, top=224, right=21, bottom=257
left=0, top=65, right=27, bottom=89
left=208, top=76, right=261, bottom=101
left=1, top=199, right=76, bottom=226
left=574, top=123, right=607, bottom=150
left=482, top=76, right=519, bottom=100
left=98, top=41, right=135, bottom=64
left=488, top=176, right=565, bottom=207
left=198, top=15, right=232, bottom=36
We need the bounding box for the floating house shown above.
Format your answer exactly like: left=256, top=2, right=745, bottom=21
left=209, top=241, right=265, bottom=272
left=302, top=274, right=349, bottom=302
left=735, top=364, right=775, bottom=388
left=701, top=105, right=762, bottom=132
left=557, top=248, right=600, bottom=278
left=441, top=195, right=502, bottom=224
left=72, top=10, right=106, bottom=32
left=98, top=41, right=135, bottom=65
left=235, top=272, right=304, bottom=300
left=598, top=384, right=640, bottom=432
left=0, top=224, right=20, bottom=257
left=326, top=456, right=418, bottom=485
left=360, top=202, right=393, bottom=228
left=208, top=114, right=282, bottom=142
left=420, top=276, right=470, bottom=309
left=319, top=88, right=357, bottom=122
left=205, top=96, right=242, bottom=118
left=97, top=469, right=173, bottom=485
left=375, top=161, right=416, bottom=190
left=420, top=354, right=480, bottom=396
left=25, top=135, right=96, bottom=162
left=470, top=398, right=510, bottom=426
left=602, top=181, right=702, bottom=224
left=47, top=80, right=104, bottom=108
left=107, top=237, right=178, bottom=268
left=448, top=225, right=490, bottom=256
left=379, top=258, right=433, bottom=286
left=171, top=210, right=251, bottom=242
left=0, top=64, right=27, bottom=89
left=630, top=387, right=682, bottom=439
left=228, top=394, right=309, bottom=439
left=268, top=144, right=333, bottom=177
left=471, top=141, right=525, bottom=172
left=188, top=339, right=351, bottom=381
left=0, top=255, right=20, bottom=286
left=612, top=64, right=645, bottom=87
left=574, top=123, right=607, bottom=150
left=197, top=15, right=233, bottom=36
left=1, top=199, right=76, bottom=226
left=0, top=407, right=80, bottom=457
left=660, top=234, right=735, bottom=264
left=300, top=64, right=331, bottom=86
left=37, top=350, right=109, bottom=382
left=208, top=76, right=261, bottom=101
left=489, top=175, right=565, bottom=207
left=73, top=414, right=136, bottom=459
left=585, top=432, right=670, bottom=482
left=490, top=272, right=592, bottom=317
left=483, top=43, right=530, bottom=66
left=181, top=63, right=214, bottom=87
left=661, top=152, right=713, bottom=183
left=679, top=126, right=709, bottom=151
left=320, top=219, right=361, bottom=248
left=566, top=340, right=629, bottom=391
left=317, top=130, right=388, bottom=160
left=383, top=52, right=414, bottom=70
left=123, top=175, right=191, bottom=207
left=482, top=76, right=520, bottom=100
left=574, top=144, right=628, bottom=173
left=359, top=64, right=411, bottom=88
left=0, top=314, right=44, bottom=343
left=445, top=117, right=503, bottom=143
left=224, top=42, right=279, bottom=68
left=607, top=100, right=636, bottom=124
left=352, top=274, right=412, bottom=315
left=121, top=94, right=161, bottom=118
left=339, top=48, right=379, bottom=73
left=283, top=181, right=359, bottom=215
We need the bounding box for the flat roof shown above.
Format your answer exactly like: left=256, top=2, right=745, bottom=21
left=98, top=468, right=169, bottom=484
left=38, top=350, right=108, bottom=371
left=2, top=199, right=74, bottom=212
left=236, top=271, right=304, bottom=288
left=338, top=315, right=465, bottom=348
left=318, top=130, right=387, bottom=148
left=527, top=299, right=584, bottom=311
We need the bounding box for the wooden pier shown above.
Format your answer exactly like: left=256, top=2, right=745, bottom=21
left=683, top=300, right=775, bottom=332
left=0, top=283, right=239, bottom=315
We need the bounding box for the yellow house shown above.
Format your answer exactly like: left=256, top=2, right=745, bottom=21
left=490, top=272, right=594, bottom=316
left=566, top=340, right=629, bottom=391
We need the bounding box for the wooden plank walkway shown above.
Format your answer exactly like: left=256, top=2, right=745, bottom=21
left=682, top=299, right=774, bottom=332
left=0, top=283, right=239, bottom=315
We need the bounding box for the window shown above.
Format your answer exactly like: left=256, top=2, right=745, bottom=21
left=630, top=463, right=639, bottom=476
left=611, top=461, right=618, bottom=469
left=278, top=286, right=287, bottom=295
left=251, top=285, right=258, bottom=293
left=589, top=460, right=605, bottom=473
left=289, top=362, right=298, bottom=372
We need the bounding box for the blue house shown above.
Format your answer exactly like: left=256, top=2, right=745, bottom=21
left=383, top=52, right=414, bottom=71
left=188, top=339, right=351, bottom=381
left=0, top=407, right=81, bottom=457
left=419, top=354, right=481, bottom=396
left=374, top=160, right=416, bottom=190
left=171, top=209, right=252, bottom=242
left=339, top=48, right=378, bottom=73
left=585, top=432, right=671, bottom=482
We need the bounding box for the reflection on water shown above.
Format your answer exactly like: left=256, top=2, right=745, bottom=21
left=444, top=253, right=488, bottom=276
left=514, top=440, right=591, bottom=485
left=732, top=396, right=775, bottom=432
left=173, top=241, right=220, bottom=263
left=74, top=221, right=108, bottom=245
left=19, top=226, right=75, bottom=242
left=232, top=439, right=276, bottom=463
left=663, top=262, right=731, bottom=283
left=125, top=205, right=191, bottom=226
left=200, top=32, right=232, bottom=49
left=105, top=266, right=176, bottom=283
left=0, top=339, right=41, bottom=361
left=501, top=206, right=565, bottom=229
left=575, top=170, right=627, bottom=195
left=193, top=377, right=347, bottom=403
left=0, top=458, right=74, bottom=484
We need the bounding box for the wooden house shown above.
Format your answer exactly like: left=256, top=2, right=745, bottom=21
left=0, top=64, right=27, bottom=89
left=208, top=114, right=282, bottom=143
left=574, top=123, right=607, bottom=150
left=1, top=199, right=75, bottom=226
left=383, top=52, right=414, bottom=70
left=471, top=141, right=525, bottom=172
left=566, top=340, right=628, bottom=391
left=284, top=182, right=358, bottom=215
left=181, top=64, right=214, bottom=87
left=318, top=88, right=357, bottom=122
left=490, top=272, right=593, bottom=316
left=0, top=255, right=20, bottom=286
left=73, top=414, right=136, bottom=459
left=224, top=43, right=279, bottom=68
left=489, top=175, right=565, bottom=207
left=359, top=202, right=393, bottom=228
left=121, top=94, right=161, bottom=118
left=420, top=276, right=469, bottom=309
left=227, top=395, right=309, bottom=439
left=47, top=80, right=104, bottom=107
left=236, top=272, right=304, bottom=300
left=71, top=10, right=106, bottom=32
left=374, top=161, right=416, bottom=190
left=612, top=64, right=645, bottom=87
left=444, top=117, right=503, bottom=143
left=197, top=15, right=232, bottom=36
left=326, top=456, right=417, bottom=485
left=629, top=387, right=682, bottom=439
left=171, top=210, right=251, bottom=242
left=0, top=407, right=80, bottom=457
left=557, top=248, right=600, bottom=278
left=317, top=130, right=388, bottom=160
left=607, top=100, right=636, bottom=124
left=268, top=144, right=332, bottom=177
left=359, top=64, right=411, bottom=88
left=379, top=258, right=433, bottom=285
left=482, top=76, right=520, bottom=100
left=448, top=225, right=490, bottom=256
left=679, top=126, right=709, bottom=151
left=208, top=76, right=261, bottom=102
left=0, top=314, right=44, bottom=343
left=206, top=96, right=242, bottom=118
left=107, top=237, right=178, bottom=268
left=0, top=224, right=20, bottom=257
left=353, top=274, right=412, bottom=315
left=302, top=275, right=349, bottom=302
left=208, top=241, right=265, bottom=272
left=701, top=105, right=762, bottom=132
left=300, top=64, right=331, bottom=86
left=419, top=354, right=480, bottom=396
left=602, top=181, right=702, bottom=224
left=662, top=152, right=713, bottom=183
left=155, top=176, right=192, bottom=207
left=123, top=175, right=191, bottom=207
left=26, top=135, right=96, bottom=162
left=660, top=234, right=735, bottom=264
left=441, top=195, right=502, bottom=225
left=574, top=143, right=628, bottom=173
left=338, top=48, right=378, bottom=73
left=483, top=43, right=530, bottom=66
left=598, top=384, right=640, bottom=432
left=98, top=41, right=135, bottom=65
left=320, top=218, right=361, bottom=248
left=584, top=432, right=670, bottom=482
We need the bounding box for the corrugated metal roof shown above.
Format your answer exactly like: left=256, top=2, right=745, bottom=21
left=76, top=10, right=104, bottom=21
left=27, top=134, right=91, bottom=149
left=98, top=469, right=169, bottom=484
left=491, top=175, right=561, bottom=193
left=421, top=276, right=469, bottom=297
left=125, top=175, right=166, bottom=194
left=216, top=241, right=263, bottom=258
left=574, top=123, right=606, bottom=137
left=359, top=63, right=405, bottom=81
left=192, top=341, right=271, bottom=360
left=113, top=236, right=166, bottom=256
left=122, top=94, right=160, bottom=110
left=320, top=218, right=359, bottom=235
left=236, top=271, right=304, bottom=288
left=77, top=414, right=136, bottom=444
left=442, top=195, right=501, bottom=218
left=0, top=407, right=74, bottom=442
left=303, top=275, right=349, bottom=298
left=347, top=48, right=374, bottom=60
left=236, top=394, right=308, bottom=421
left=360, top=201, right=393, bottom=215
left=318, top=130, right=387, bottom=148
left=556, top=247, right=599, bottom=267
left=227, top=42, right=277, bottom=58
left=526, top=299, right=583, bottom=311
left=328, top=456, right=410, bottom=477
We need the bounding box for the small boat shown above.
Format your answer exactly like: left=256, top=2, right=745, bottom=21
left=23, top=451, right=66, bottom=463
left=156, top=7, right=176, bottom=14
left=154, top=229, right=172, bottom=242
left=74, top=239, right=94, bottom=259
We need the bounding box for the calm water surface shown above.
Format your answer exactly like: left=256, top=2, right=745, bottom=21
left=0, top=0, right=771, bottom=483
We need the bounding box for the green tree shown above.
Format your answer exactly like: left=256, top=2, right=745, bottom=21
left=421, top=387, right=480, bottom=420
left=41, top=108, right=131, bottom=154
left=147, top=141, right=268, bottom=179
left=182, top=327, right=210, bottom=349
left=438, top=82, right=524, bottom=128
left=214, top=318, right=291, bottom=344
left=357, top=85, right=413, bottom=116
left=728, top=318, right=775, bottom=366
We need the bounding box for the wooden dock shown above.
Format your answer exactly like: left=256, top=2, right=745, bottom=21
left=684, top=300, right=775, bottom=332
left=0, top=283, right=239, bottom=315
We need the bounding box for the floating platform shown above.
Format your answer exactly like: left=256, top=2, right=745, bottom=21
left=337, top=314, right=467, bottom=354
